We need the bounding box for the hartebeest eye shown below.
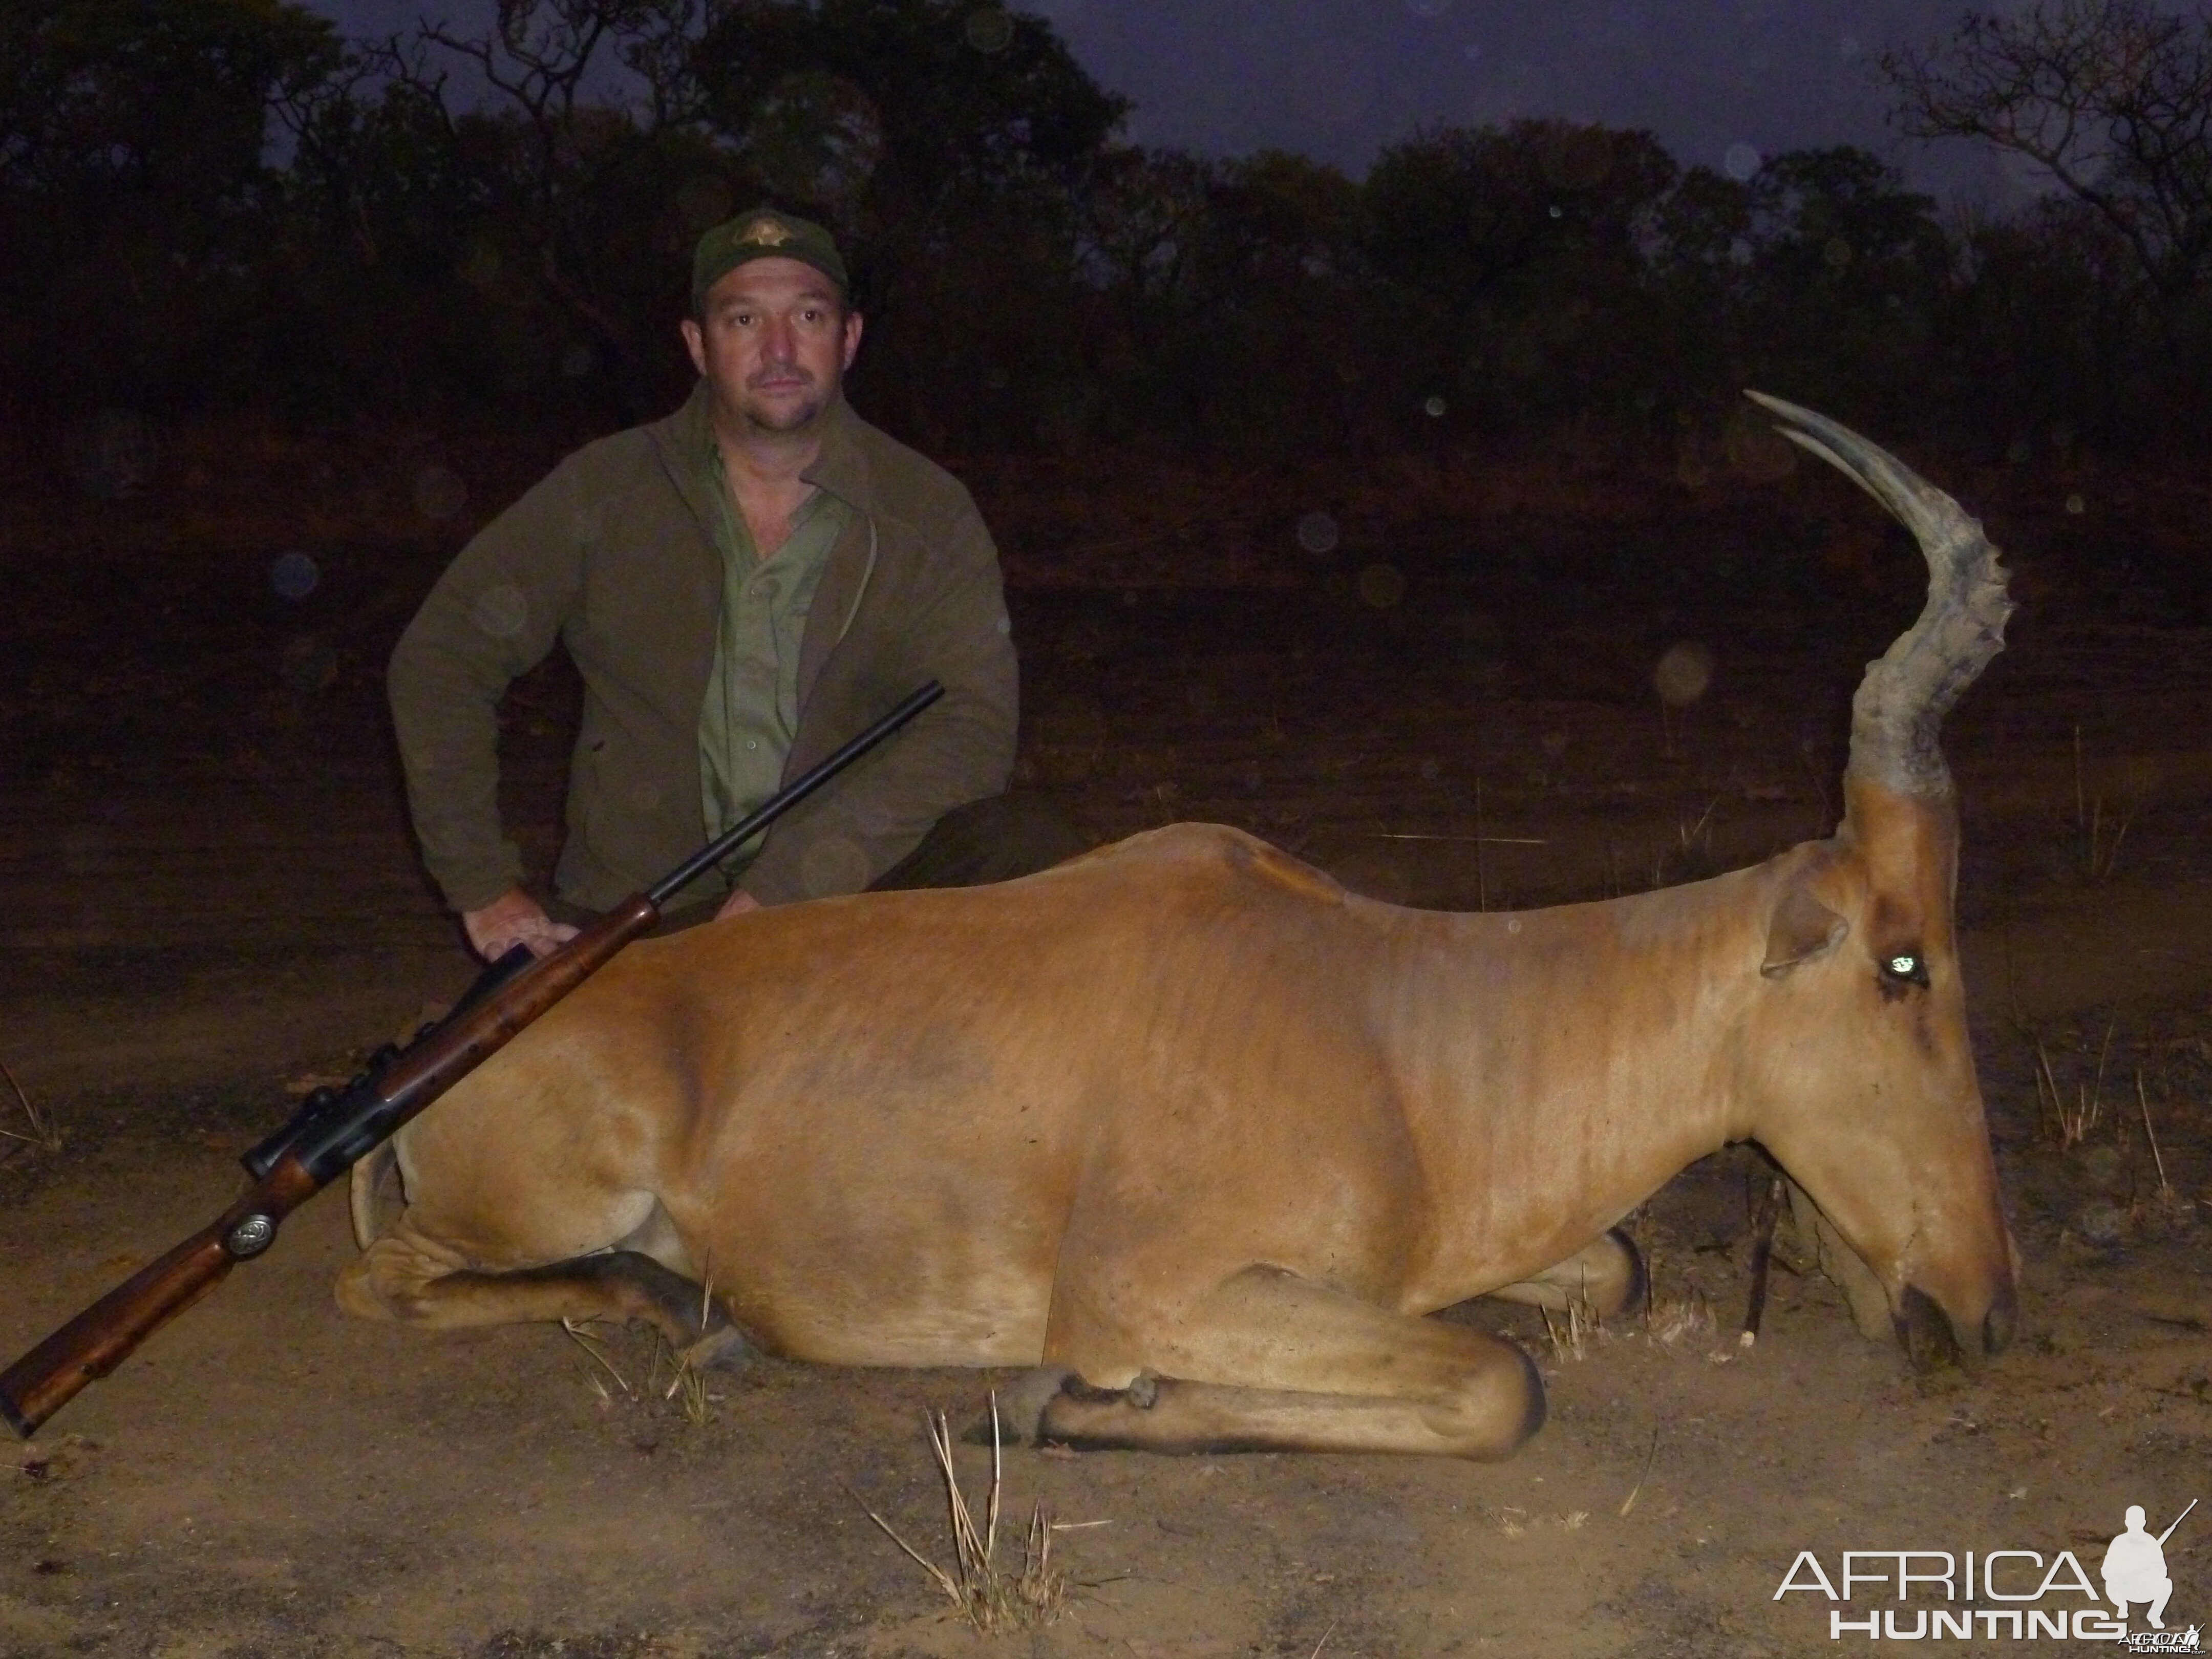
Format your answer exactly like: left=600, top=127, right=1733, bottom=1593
left=1879, top=952, right=1930, bottom=989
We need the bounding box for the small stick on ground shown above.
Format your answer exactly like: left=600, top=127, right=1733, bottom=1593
left=0, top=1057, right=61, bottom=1154
left=1369, top=832, right=1545, bottom=845
left=2032, top=1038, right=2061, bottom=1138
left=1474, top=774, right=1488, bottom=912
left=2091, top=1017, right=2116, bottom=1112
left=2137, top=1072, right=2172, bottom=1194
left=2056, top=1020, right=2117, bottom=1148
left=2073, top=722, right=2087, bottom=849
left=1641, top=1243, right=1657, bottom=1335
left=1619, top=1426, right=1661, bottom=1517
left=561, top=1318, right=635, bottom=1400
left=1741, top=1174, right=1785, bottom=1346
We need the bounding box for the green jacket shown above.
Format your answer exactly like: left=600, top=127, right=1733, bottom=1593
left=388, top=385, right=1018, bottom=913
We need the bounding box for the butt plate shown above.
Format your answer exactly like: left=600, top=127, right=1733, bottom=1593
left=2, top=1380, right=36, bottom=1439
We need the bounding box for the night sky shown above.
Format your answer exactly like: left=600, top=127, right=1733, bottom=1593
left=314, top=0, right=2031, bottom=202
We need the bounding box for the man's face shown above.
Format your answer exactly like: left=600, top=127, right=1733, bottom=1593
left=680, top=258, right=863, bottom=438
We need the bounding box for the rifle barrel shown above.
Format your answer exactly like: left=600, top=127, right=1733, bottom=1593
left=2158, top=1498, right=2198, bottom=1545
left=648, top=680, right=943, bottom=906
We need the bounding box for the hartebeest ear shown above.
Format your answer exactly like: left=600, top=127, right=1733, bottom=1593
left=1762, top=883, right=1847, bottom=977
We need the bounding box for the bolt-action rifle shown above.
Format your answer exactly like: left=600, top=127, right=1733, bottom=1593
left=0, top=682, right=945, bottom=1438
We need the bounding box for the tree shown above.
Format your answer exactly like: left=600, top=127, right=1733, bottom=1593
left=1949, top=196, right=2147, bottom=439
left=687, top=0, right=1129, bottom=448
left=1884, top=2, right=2212, bottom=301
left=689, top=0, right=1126, bottom=286
left=1183, top=151, right=1374, bottom=452
left=1738, top=147, right=1954, bottom=420
left=1636, top=164, right=1755, bottom=417
left=1365, top=121, right=1680, bottom=424
left=362, top=0, right=721, bottom=420
left=0, top=0, right=340, bottom=202
left=0, top=0, right=344, bottom=420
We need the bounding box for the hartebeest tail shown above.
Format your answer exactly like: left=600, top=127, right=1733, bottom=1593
left=337, top=395, right=2017, bottom=1458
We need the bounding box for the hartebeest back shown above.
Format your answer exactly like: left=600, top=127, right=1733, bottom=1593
left=339, top=394, right=2016, bottom=1458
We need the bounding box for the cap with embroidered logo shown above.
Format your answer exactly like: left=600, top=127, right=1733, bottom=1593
left=691, top=208, right=849, bottom=314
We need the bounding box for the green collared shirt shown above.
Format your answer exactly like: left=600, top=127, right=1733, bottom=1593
left=698, top=445, right=853, bottom=870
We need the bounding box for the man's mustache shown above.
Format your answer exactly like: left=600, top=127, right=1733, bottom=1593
left=747, top=364, right=816, bottom=389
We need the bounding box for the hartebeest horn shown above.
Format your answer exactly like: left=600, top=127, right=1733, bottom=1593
left=1746, top=391, right=2013, bottom=799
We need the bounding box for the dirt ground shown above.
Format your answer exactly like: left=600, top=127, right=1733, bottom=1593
left=2, top=428, right=2209, bottom=1657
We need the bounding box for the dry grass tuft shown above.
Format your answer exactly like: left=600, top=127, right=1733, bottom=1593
left=2131, top=1072, right=2199, bottom=1226
left=2033, top=1019, right=2116, bottom=1149
left=646, top=1331, right=713, bottom=1429
left=1646, top=1291, right=1716, bottom=1349
left=562, top=1317, right=635, bottom=1403
left=864, top=1397, right=1065, bottom=1635
left=0, top=1058, right=61, bottom=1156
left=1633, top=1244, right=1719, bottom=1350
left=1539, top=1294, right=1599, bottom=1362
left=560, top=1319, right=718, bottom=1429
left=2068, top=725, right=2140, bottom=883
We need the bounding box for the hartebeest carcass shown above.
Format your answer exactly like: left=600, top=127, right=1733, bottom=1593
left=341, top=394, right=2016, bottom=1459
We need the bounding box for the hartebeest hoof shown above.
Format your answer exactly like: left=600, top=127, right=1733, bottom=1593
left=1032, top=1356, right=1546, bottom=1460
left=964, top=1365, right=1078, bottom=1445
left=680, top=1323, right=761, bottom=1373
left=1487, top=1228, right=1646, bottom=1318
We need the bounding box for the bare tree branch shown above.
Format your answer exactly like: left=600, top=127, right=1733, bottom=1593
left=1882, top=0, right=2212, bottom=297
left=363, top=0, right=716, bottom=412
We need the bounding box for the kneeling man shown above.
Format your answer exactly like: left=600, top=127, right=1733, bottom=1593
left=2102, top=1505, right=2175, bottom=1628
left=390, top=209, right=1082, bottom=959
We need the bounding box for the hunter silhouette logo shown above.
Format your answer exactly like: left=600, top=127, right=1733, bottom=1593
left=2108, top=1500, right=2196, bottom=1637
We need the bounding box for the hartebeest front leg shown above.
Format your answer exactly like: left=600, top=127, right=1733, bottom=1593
left=1021, top=1266, right=1544, bottom=1458
left=337, top=1146, right=756, bottom=1368
left=339, top=1221, right=758, bottom=1369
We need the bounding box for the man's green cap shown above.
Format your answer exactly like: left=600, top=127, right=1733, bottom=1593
left=692, top=208, right=849, bottom=314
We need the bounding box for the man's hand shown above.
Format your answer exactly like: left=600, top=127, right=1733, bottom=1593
left=715, top=888, right=762, bottom=921
left=462, top=888, right=580, bottom=962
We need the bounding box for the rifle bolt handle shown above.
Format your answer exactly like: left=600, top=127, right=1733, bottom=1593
left=224, top=1215, right=278, bottom=1259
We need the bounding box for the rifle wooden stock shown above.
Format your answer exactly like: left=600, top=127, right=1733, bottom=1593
left=0, top=680, right=942, bottom=1439
left=0, top=1159, right=317, bottom=1436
